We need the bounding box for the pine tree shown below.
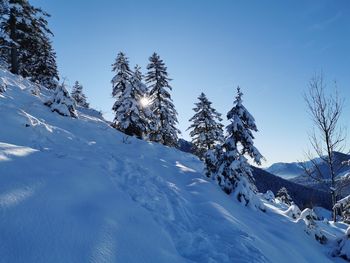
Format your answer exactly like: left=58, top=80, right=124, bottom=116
left=146, top=52, right=180, bottom=147
left=112, top=52, right=142, bottom=137
left=215, top=87, right=263, bottom=206
left=128, top=65, right=152, bottom=137
left=187, top=92, right=224, bottom=159
left=71, top=81, right=89, bottom=108
left=0, top=0, right=59, bottom=87
left=28, top=35, right=59, bottom=88
left=204, top=145, right=221, bottom=178
left=0, top=1, right=8, bottom=68
left=276, top=187, right=293, bottom=206
left=45, top=82, right=77, bottom=118
left=112, top=63, right=149, bottom=138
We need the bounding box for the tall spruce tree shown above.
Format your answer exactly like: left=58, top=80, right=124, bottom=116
left=112, top=63, right=149, bottom=138
left=0, top=1, right=8, bottom=67
left=215, top=87, right=263, bottom=207
left=187, top=92, right=224, bottom=159
left=28, top=34, right=59, bottom=88
left=146, top=52, right=180, bottom=147
left=128, top=65, right=152, bottom=137
left=111, top=52, right=139, bottom=136
left=71, top=81, right=89, bottom=108
left=0, top=0, right=58, bottom=87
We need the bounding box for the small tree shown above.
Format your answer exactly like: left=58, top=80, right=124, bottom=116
left=146, top=52, right=180, bottom=146
left=276, top=187, right=293, bottom=206
left=187, top=92, right=224, bottom=159
left=215, top=87, right=263, bottom=206
left=45, top=82, right=77, bottom=118
left=71, top=81, right=89, bottom=108
left=302, top=73, right=347, bottom=220
left=0, top=82, right=6, bottom=93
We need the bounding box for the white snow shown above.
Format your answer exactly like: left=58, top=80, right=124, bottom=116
left=0, top=68, right=348, bottom=262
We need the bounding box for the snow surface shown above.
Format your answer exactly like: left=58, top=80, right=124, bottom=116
left=0, top=69, right=348, bottom=262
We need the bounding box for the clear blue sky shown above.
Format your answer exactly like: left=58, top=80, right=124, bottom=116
left=31, top=0, right=350, bottom=166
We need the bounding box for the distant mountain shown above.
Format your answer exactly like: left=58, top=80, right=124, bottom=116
left=266, top=152, right=350, bottom=182
left=265, top=162, right=305, bottom=179
left=252, top=167, right=332, bottom=210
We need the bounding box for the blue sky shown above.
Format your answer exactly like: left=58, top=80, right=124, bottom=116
left=31, top=0, right=350, bottom=166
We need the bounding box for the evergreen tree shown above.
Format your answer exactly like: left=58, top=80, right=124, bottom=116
left=111, top=51, right=132, bottom=99
left=111, top=52, right=142, bottom=137
left=0, top=1, right=8, bottom=68
left=45, top=82, right=77, bottom=118
left=71, top=81, right=89, bottom=108
left=203, top=145, right=221, bottom=178
left=112, top=63, right=149, bottom=138
left=128, top=65, right=152, bottom=137
left=28, top=34, right=59, bottom=88
left=276, top=187, right=293, bottom=206
left=146, top=52, right=180, bottom=147
left=0, top=0, right=58, bottom=87
left=187, top=92, right=224, bottom=159
left=215, top=87, right=263, bottom=206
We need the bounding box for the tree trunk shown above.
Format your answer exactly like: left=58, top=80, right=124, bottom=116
left=332, top=191, right=337, bottom=222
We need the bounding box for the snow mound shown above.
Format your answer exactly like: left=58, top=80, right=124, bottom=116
left=283, top=204, right=301, bottom=219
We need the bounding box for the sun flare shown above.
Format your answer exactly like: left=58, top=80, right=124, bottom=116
left=139, top=96, right=151, bottom=108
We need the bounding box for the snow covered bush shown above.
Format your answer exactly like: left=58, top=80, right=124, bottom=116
left=0, top=82, right=6, bottom=93
left=263, top=190, right=275, bottom=203
left=333, top=195, right=350, bottom=223
left=276, top=187, right=293, bottom=206
left=45, top=82, right=77, bottom=118
left=30, top=80, right=41, bottom=96
left=332, top=227, right=350, bottom=261
left=215, top=87, right=264, bottom=210
left=284, top=204, right=301, bottom=219
left=298, top=208, right=327, bottom=244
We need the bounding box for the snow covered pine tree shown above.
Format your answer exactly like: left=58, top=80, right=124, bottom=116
left=45, top=82, right=77, bottom=118
left=111, top=53, right=149, bottom=139
left=146, top=52, right=180, bottom=147
left=0, top=0, right=59, bottom=88
left=203, top=145, right=222, bottom=178
left=276, top=187, right=293, bottom=206
left=111, top=52, right=132, bottom=131
left=128, top=65, right=152, bottom=138
left=215, top=87, right=264, bottom=207
left=71, top=81, right=89, bottom=108
left=187, top=92, right=224, bottom=159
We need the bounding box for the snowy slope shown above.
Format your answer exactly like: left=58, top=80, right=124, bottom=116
left=0, top=69, right=347, bottom=262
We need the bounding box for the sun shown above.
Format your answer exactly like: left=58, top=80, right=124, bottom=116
left=139, top=96, right=151, bottom=108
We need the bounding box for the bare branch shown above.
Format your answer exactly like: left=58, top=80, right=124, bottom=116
left=303, top=72, right=346, bottom=215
